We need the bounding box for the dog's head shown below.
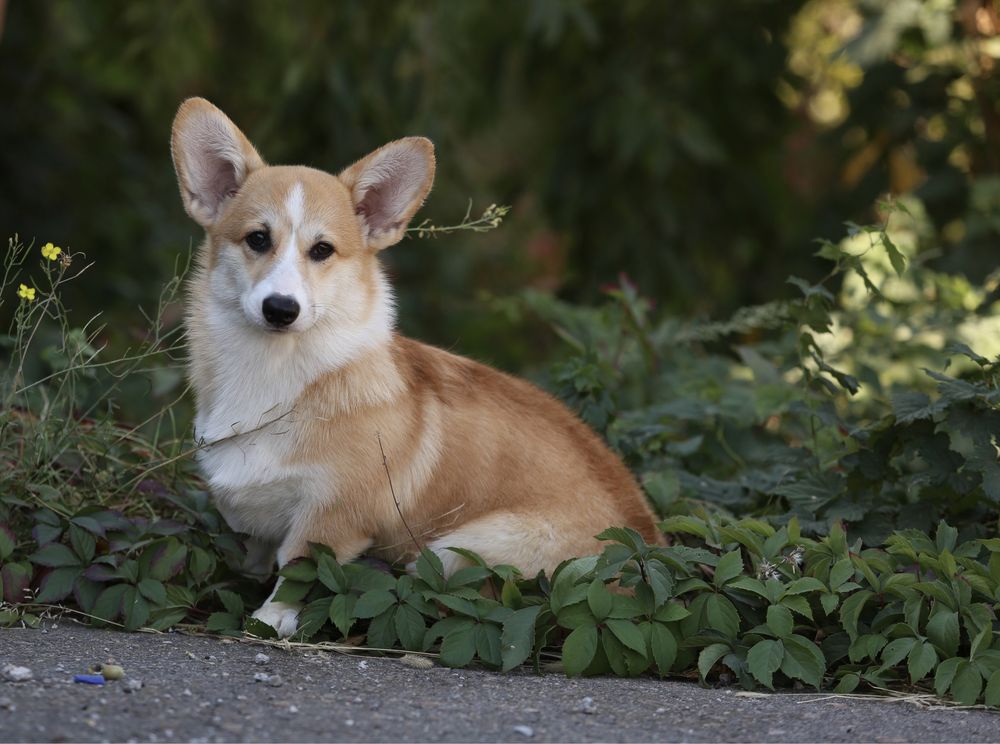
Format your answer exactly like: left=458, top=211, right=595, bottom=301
left=170, top=97, right=434, bottom=337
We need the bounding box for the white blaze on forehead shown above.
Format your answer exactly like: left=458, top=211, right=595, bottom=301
left=286, top=182, right=305, bottom=234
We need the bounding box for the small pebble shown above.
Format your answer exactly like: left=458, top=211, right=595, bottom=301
left=398, top=654, right=434, bottom=670
left=357, top=660, right=369, bottom=671
left=253, top=672, right=270, bottom=683
left=513, top=725, right=534, bottom=738
left=123, top=679, right=143, bottom=693
left=0, top=696, right=14, bottom=711
left=576, top=696, right=597, bottom=714
left=1, top=665, right=32, bottom=683
left=266, top=674, right=284, bottom=687
left=100, top=664, right=124, bottom=681
left=254, top=653, right=269, bottom=665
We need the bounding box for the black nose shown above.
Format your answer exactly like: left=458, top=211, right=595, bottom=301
left=262, top=294, right=300, bottom=327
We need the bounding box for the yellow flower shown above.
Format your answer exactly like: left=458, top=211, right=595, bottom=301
left=17, top=284, right=36, bottom=301
left=41, top=242, right=62, bottom=261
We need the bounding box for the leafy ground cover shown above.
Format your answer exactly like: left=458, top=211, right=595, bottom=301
left=2, top=197, right=1000, bottom=707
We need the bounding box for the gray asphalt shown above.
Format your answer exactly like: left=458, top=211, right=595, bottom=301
left=1, top=623, right=997, bottom=742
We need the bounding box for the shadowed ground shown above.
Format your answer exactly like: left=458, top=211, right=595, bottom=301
left=1, top=624, right=997, bottom=742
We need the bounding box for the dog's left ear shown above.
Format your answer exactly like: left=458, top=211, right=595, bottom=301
left=339, top=137, right=436, bottom=250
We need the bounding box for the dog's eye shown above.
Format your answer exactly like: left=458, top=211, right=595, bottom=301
left=308, top=242, right=335, bottom=261
left=245, top=230, right=272, bottom=253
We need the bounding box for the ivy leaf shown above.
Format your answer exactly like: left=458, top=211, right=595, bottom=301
left=278, top=558, right=317, bottom=583
left=880, top=637, right=915, bottom=669
left=440, top=623, right=477, bottom=668
left=605, top=619, right=647, bottom=658
left=354, top=589, right=397, bottom=619
left=926, top=611, right=960, bottom=658
left=30, top=542, right=80, bottom=568
left=394, top=604, right=427, bottom=651
left=984, top=670, right=1000, bottom=708
left=215, top=588, right=243, bottom=616
left=474, top=623, right=502, bottom=667
left=698, top=643, right=730, bottom=682
left=766, top=604, right=794, bottom=639
left=586, top=579, right=612, bottom=621
left=951, top=662, right=983, bottom=705
left=935, top=657, right=963, bottom=697
left=908, top=642, right=938, bottom=684
left=121, top=586, right=150, bottom=630
left=649, top=622, right=677, bottom=676
left=245, top=616, right=280, bottom=639
left=713, top=550, right=744, bottom=588
left=882, top=234, right=906, bottom=276
left=35, top=566, right=82, bottom=603
left=416, top=549, right=446, bottom=592
left=704, top=593, right=741, bottom=639
left=0, top=524, right=16, bottom=561
left=746, top=639, right=783, bottom=689
left=500, top=606, right=541, bottom=672
left=780, top=634, right=825, bottom=689
left=562, top=624, right=599, bottom=677
left=316, top=554, right=347, bottom=593
left=839, top=590, right=873, bottom=640
left=92, top=583, right=128, bottom=623
left=206, top=611, right=240, bottom=632
left=328, top=594, right=357, bottom=638
left=68, top=525, right=96, bottom=563
left=834, top=673, right=860, bottom=693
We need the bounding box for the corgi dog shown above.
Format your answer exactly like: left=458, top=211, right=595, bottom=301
left=170, top=98, right=662, bottom=637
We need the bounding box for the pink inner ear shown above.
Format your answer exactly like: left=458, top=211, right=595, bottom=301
left=355, top=183, right=402, bottom=236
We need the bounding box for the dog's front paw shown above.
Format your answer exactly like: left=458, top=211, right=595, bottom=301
left=252, top=601, right=301, bottom=638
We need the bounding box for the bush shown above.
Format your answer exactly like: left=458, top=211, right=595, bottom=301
left=1, top=195, right=999, bottom=707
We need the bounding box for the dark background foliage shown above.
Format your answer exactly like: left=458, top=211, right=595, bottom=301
left=1, top=0, right=998, bottom=372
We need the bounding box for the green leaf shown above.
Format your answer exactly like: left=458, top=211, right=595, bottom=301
left=880, top=637, right=916, bottom=669
left=474, top=623, right=502, bottom=667
left=122, top=586, right=150, bottom=630
left=367, top=606, right=398, bottom=649
left=766, top=604, right=794, bottom=639
left=951, top=662, right=983, bottom=705
left=437, top=594, right=480, bottom=618
left=292, top=598, right=328, bottom=639
left=935, top=657, right=963, bottom=696
left=328, top=594, right=357, bottom=638
left=839, top=590, right=873, bottom=640
left=586, top=579, right=612, bottom=621
left=206, top=611, right=240, bottom=632
left=649, top=622, right=677, bottom=676
left=35, top=566, right=82, bottom=602
left=780, top=635, right=825, bottom=689
left=563, top=624, right=599, bottom=677
left=783, top=577, right=825, bottom=595
left=278, top=558, right=317, bottom=583
left=501, top=606, right=541, bottom=672
left=394, top=604, right=427, bottom=651
left=747, top=639, right=783, bottom=689
left=908, top=642, right=938, bottom=684
left=704, top=593, right=741, bottom=639
left=447, top=565, right=493, bottom=590
left=138, top=579, right=167, bottom=606
left=698, top=643, right=730, bottom=682
left=926, top=610, right=960, bottom=658
left=834, top=673, right=860, bottom=693
left=273, top=580, right=311, bottom=604
left=316, top=554, right=347, bottom=593
left=714, top=550, right=744, bottom=588
left=984, top=670, right=1000, bottom=707
left=244, top=616, right=280, bottom=639
left=605, top=619, right=647, bottom=658
left=654, top=602, right=691, bottom=623
left=354, top=589, right=397, bottom=619
left=416, top=550, right=446, bottom=591
left=882, top=234, right=906, bottom=276
left=92, top=583, right=128, bottom=623
left=144, top=539, right=188, bottom=581
left=215, top=588, right=243, bottom=616
left=30, top=542, right=80, bottom=568
left=68, top=525, right=96, bottom=563
left=0, top=524, right=15, bottom=561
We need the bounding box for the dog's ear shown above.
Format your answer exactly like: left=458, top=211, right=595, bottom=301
left=339, top=137, right=436, bottom=251
left=170, top=98, right=265, bottom=227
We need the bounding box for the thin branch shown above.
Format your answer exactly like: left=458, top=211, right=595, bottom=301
left=376, top=431, right=424, bottom=557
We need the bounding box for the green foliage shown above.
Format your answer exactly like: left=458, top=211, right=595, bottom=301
left=2, top=188, right=1000, bottom=709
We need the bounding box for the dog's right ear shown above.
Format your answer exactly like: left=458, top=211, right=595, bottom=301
left=170, top=98, right=265, bottom=228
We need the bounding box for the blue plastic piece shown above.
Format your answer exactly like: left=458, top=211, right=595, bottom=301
left=74, top=674, right=105, bottom=685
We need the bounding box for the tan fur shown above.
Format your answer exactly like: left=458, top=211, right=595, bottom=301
left=171, top=98, right=661, bottom=632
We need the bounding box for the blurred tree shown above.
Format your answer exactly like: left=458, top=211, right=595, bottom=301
left=0, top=0, right=805, bottom=367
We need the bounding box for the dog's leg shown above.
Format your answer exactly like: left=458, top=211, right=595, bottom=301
left=252, top=522, right=373, bottom=638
